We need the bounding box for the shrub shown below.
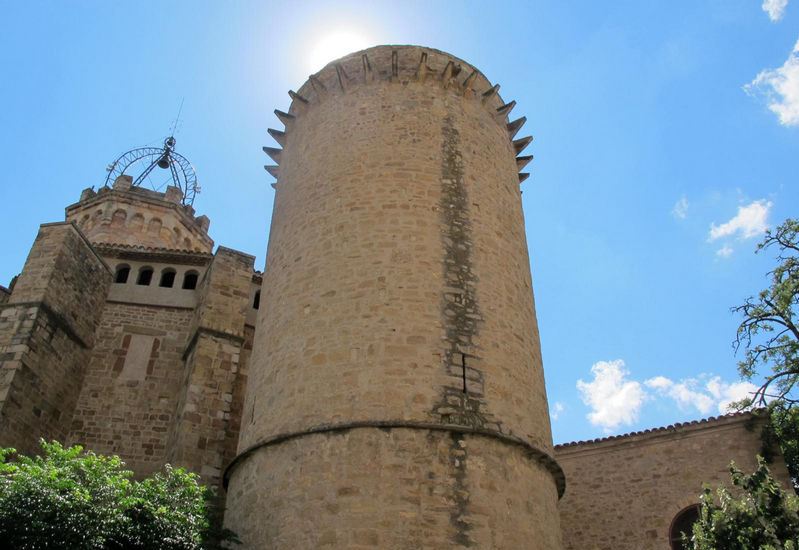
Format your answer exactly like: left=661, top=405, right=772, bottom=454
left=0, top=440, right=238, bottom=550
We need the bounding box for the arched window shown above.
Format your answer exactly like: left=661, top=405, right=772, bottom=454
left=669, top=505, right=700, bottom=550
left=111, top=209, right=127, bottom=227
left=129, top=213, right=145, bottom=231
left=137, top=267, right=154, bottom=286
left=182, top=270, right=199, bottom=290
left=147, top=218, right=162, bottom=234
left=114, top=265, right=130, bottom=284
left=159, top=268, right=176, bottom=288
left=253, top=290, right=261, bottom=310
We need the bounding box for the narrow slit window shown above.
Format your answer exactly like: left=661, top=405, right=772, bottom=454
left=137, top=267, right=154, bottom=286
left=182, top=271, right=199, bottom=290
left=114, top=265, right=130, bottom=284
left=159, top=269, right=176, bottom=288
left=253, top=290, right=261, bottom=310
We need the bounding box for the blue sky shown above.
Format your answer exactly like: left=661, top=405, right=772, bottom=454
left=1, top=1, right=797, bottom=444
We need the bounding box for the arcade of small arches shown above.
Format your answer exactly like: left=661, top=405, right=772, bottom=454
left=112, top=263, right=261, bottom=310
left=113, top=264, right=199, bottom=290
left=76, top=207, right=204, bottom=252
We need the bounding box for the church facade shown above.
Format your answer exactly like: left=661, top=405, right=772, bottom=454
left=0, top=45, right=790, bottom=549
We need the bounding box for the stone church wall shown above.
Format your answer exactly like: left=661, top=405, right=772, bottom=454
left=555, top=413, right=792, bottom=550
left=0, top=222, right=111, bottom=454
left=67, top=301, right=195, bottom=477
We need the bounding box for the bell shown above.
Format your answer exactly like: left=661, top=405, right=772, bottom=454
left=157, top=154, right=170, bottom=169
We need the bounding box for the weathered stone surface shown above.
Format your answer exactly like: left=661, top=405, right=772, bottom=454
left=0, top=223, right=111, bottom=454
left=0, top=43, right=793, bottom=550
left=556, top=413, right=793, bottom=550
left=227, top=45, right=562, bottom=548
left=226, top=428, right=561, bottom=549
left=66, top=184, right=214, bottom=252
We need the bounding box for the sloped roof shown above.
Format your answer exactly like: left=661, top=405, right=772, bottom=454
left=554, top=410, right=759, bottom=450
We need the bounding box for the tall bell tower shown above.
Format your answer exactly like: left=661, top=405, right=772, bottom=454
left=225, top=45, right=564, bottom=549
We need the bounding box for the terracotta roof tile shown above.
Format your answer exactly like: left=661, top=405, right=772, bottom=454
left=554, top=410, right=759, bottom=450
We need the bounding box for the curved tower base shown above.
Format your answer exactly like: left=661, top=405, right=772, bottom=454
left=226, top=426, right=562, bottom=549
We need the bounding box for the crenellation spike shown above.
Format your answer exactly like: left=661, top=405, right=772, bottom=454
left=274, top=109, right=295, bottom=125
left=513, top=135, right=533, bottom=154
left=263, top=147, right=282, bottom=163
left=482, top=83, right=500, bottom=104
left=416, top=52, right=429, bottom=82
left=264, top=165, right=280, bottom=178
left=268, top=128, right=286, bottom=146
left=516, top=155, right=533, bottom=170
left=391, top=50, right=399, bottom=82
left=288, top=90, right=309, bottom=104
left=362, top=53, right=373, bottom=83
left=518, top=172, right=530, bottom=184
left=335, top=63, right=350, bottom=92
left=496, top=100, right=516, bottom=117
left=441, top=61, right=455, bottom=86
left=309, top=75, right=327, bottom=97
left=461, top=70, right=478, bottom=95
left=507, top=117, right=526, bottom=139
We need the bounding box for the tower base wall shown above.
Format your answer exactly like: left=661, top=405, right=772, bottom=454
left=225, top=426, right=562, bottom=549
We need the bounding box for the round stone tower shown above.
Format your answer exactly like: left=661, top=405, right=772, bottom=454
left=225, top=45, right=564, bottom=549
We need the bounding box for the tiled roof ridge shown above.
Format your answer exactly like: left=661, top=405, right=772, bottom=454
left=554, top=410, right=762, bottom=449
left=93, top=242, right=212, bottom=256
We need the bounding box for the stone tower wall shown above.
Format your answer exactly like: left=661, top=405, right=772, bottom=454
left=0, top=223, right=111, bottom=454
left=225, top=45, right=562, bottom=549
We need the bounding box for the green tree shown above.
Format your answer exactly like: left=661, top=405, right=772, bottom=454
left=734, top=218, right=799, bottom=486
left=0, top=440, right=239, bottom=550
left=691, top=457, right=799, bottom=550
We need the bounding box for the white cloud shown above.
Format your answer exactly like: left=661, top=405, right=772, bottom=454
left=706, top=377, right=759, bottom=412
left=550, top=402, right=565, bottom=421
left=716, top=245, right=734, bottom=258
left=762, top=0, right=789, bottom=22
left=745, top=38, right=799, bottom=126
left=644, top=376, right=715, bottom=414
left=672, top=196, right=689, bottom=219
left=645, top=375, right=758, bottom=414
left=708, top=200, right=772, bottom=241
left=577, top=360, right=646, bottom=432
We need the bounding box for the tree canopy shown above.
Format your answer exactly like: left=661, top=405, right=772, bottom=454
left=734, top=218, right=799, bottom=486
left=691, top=457, right=799, bottom=550
left=0, top=440, right=238, bottom=550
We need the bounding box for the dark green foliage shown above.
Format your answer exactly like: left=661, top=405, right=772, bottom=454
left=734, top=218, right=799, bottom=407
left=0, top=441, right=239, bottom=550
left=691, top=457, right=799, bottom=550
left=733, top=218, right=799, bottom=489
left=761, top=406, right=799, bottom=490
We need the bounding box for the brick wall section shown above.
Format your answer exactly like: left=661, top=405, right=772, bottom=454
left=67, top=302, right=194, bottom=478
left=555, top=413, right=793, bottom=550
left=0, top=223, right=110, bottom=453
left=167, top=247, right=253, bottom=487
left=227, top=45, right=562, bottom=548
left=0, top=286, right=9, bottom=304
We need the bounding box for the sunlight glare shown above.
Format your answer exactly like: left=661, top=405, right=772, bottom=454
left=308, top=31, right=372, bottom=73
